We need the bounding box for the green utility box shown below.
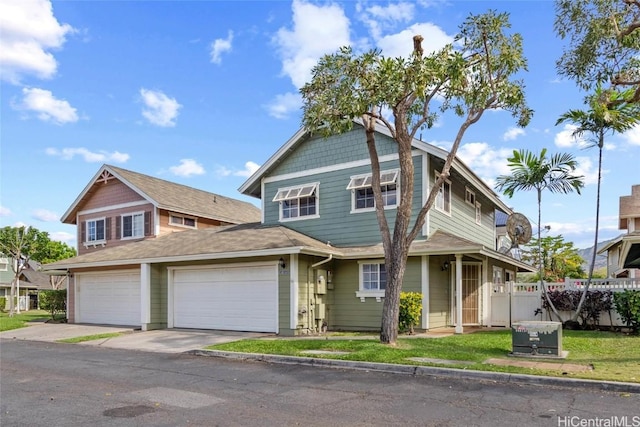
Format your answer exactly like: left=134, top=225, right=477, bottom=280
left=511, top=321, right=562, bottom=356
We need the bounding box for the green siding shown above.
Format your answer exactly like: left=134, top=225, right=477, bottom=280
left=148, top=264, right=167, bottom=330
left=328, top=257, right=422, bottom=331
left=429, top=257, right=451, bottom=328
left=265, top=156, right=423, bottom=246
left=272, top=127, right=398, bottom=176
left=428, top=156, right=495, bottom=248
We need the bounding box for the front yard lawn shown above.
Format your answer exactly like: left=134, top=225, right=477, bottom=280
left=0, top=310, right=53, bottom=332
left=209, top=330, right=640, bottom=384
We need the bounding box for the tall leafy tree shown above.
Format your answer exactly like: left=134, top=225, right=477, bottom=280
left=0, top=226, right=76, bottom=315
left=301, top=11, right=532, bottom=344
left=522, top=235, right=586, bottom=282
left=495, top=149, right=584, bottom=321
left=556, top=86, right=640, bottom=321
left=555, top=0, right=640, bottom=106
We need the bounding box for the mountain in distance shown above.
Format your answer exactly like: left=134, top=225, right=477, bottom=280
left=577, top=236, right=622, bottom=271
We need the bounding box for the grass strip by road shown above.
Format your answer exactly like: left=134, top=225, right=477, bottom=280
left=208, top=330, right=640, bottom=384
left=58, top=332, right=123, bottom=343
left=0, top=310, right=53, bottom=332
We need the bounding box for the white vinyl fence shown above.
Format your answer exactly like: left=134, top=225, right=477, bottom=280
left=489, top=278, right=640, bottom=327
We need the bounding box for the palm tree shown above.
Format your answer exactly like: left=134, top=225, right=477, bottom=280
left=495, top=149, right=585, bottom=322
left=556, top=87, right=640, bottom=322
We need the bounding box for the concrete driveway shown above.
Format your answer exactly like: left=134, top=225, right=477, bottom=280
left=0, top=323, right=268, bottom=353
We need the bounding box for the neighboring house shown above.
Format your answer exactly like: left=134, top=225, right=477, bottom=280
left=45, top=122, right=534, bottom=334
left=599, top=184, right=640, bottom=278
left=61, top=164, right=261, bottom=256
left=0, top=258, right=51, bottom=311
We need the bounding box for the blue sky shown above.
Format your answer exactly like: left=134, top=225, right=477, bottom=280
left=1, top=0, right=638, bottom=251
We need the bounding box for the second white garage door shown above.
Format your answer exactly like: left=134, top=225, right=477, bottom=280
left=76, top=271, right=141, bottom=326
left=172, top=264, right=278, bottom=333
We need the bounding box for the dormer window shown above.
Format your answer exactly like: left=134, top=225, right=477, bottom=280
left=170, top=214, right=196, bottom=228
left=273, top=183, right=319, bottom=221
left=347, top=170, right=398, bottom=213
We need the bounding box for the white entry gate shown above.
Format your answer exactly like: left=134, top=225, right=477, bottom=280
left=490, top=282, right=544, bottom=327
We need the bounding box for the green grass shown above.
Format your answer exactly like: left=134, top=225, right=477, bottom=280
left=209, top=330, right=640, bottom=384
left=58, top=332, right=122, bottom=343
left=0, top=310, right=53, bottom=332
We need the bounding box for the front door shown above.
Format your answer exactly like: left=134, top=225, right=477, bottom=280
left=462, top=263, right=481, bottom=325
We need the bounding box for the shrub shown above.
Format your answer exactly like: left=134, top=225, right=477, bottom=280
left=613, top=290, right=640, bottom=334
left=39, top=289, right=66, bottom=320
left=399, top=292, right=422, bottom=334
left=541, top=289, right=613, bottom=328
left=0, top=297, right=5, bottom=312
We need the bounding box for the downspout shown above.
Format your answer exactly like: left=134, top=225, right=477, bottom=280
left=308, top=255, right=333, bottom=333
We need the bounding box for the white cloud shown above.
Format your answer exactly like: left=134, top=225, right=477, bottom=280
left=358, top=2, right=415, bottom=40
left=572, top=155, right=601, bottom=186
left=50, top=231, right=75, bottom=244
left=622, top=124, right=640, bottom=146
left=554, top=124, right=590, bottom=149
left=0, top=0, right=75, bottom=84
left=169, top=159, right=205, bottom=177
left=273, top=0, right=351, bottom=89
left=503, top=127, right=525, bottom=141
left=210, top=30, right=233, bottom=64
left=456, top=142, right=515, bottom=188
left=216, top=161, right=260, bottom=178
left=376, top=23, right=453, bottom=58
left=0, top=206, right=12, bottom=217
left=32, top=209, right=58, bottom=222
left=139, top=88, right=182, bottom=127
left=265, top=92, right=301, bottom=119
left=13, top=87, right=78, bottom=124
left=46, top=147, right=130, bottom=163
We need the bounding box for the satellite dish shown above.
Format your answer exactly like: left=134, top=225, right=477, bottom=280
left=507, top=212, right=532, bottom=245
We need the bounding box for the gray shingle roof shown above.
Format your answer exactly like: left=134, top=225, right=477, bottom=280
left=62, top=165, right=261, bottom=224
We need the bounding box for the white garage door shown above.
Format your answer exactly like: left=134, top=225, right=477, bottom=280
left=76, top=271, right=141, bottom=326
left=172, top=264, right=278, bottom=333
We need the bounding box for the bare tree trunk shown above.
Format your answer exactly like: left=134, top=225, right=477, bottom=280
left=8, top=278, right=16, bottom=317
left=538, top=188, right=562, bottom=322
left=380, top=247, right=409, bottom=344
left=573, top=131, right=604, bottom=321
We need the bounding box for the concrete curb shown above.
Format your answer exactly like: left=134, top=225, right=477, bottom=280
left=187, top=349, right=640, bottom=394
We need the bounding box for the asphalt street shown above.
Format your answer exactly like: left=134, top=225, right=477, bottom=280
left=1, top=340, right=638, bottom=427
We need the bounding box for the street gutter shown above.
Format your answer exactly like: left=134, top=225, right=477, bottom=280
left=187, top=349, right=640, bottom=394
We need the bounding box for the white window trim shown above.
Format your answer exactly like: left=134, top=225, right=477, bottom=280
left=85, top=217, right=106, bottom=247
left=475, top=202, right=482, bottom=225
left=434, top=171, right=452, bottom=216
left=274, top=182, right=320, bottom=222
left=0, top=258, right=8, bottom=271
left=355, top=260, right=386, bottom=302
left=121, top=211, right=145, bottom=240
left=465, top=187, right=476, bottom=206
left=169, top=213, right=197, bottom=229
left=348, top=169, right=399, bottom=214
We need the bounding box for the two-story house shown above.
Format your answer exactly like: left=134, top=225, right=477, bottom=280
left=599, top=184, right=640, bottom=278
left=45, top=122, right=533, bottom=334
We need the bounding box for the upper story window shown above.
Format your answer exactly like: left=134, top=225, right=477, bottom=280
left=273, top=183, right=319, bottom=221
left=355, top=261, right=387, bottom=301
left=347, top=170, right=398, bottom=213
left=170, top=214, right=196, bottom=228
left=86, top=218, right=106, bottom=243
left=475, top=202, right=482, bottom=225
left=122, top=212, right=144, bottom=239
left=434, top=172, right=451, bottom=214
left=0, top=257, right=8, bottom=271
left=465, top=187, right=476, bottom=205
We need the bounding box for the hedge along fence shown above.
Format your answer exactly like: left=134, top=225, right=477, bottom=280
left=541, top=289, right=640, bottom=332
